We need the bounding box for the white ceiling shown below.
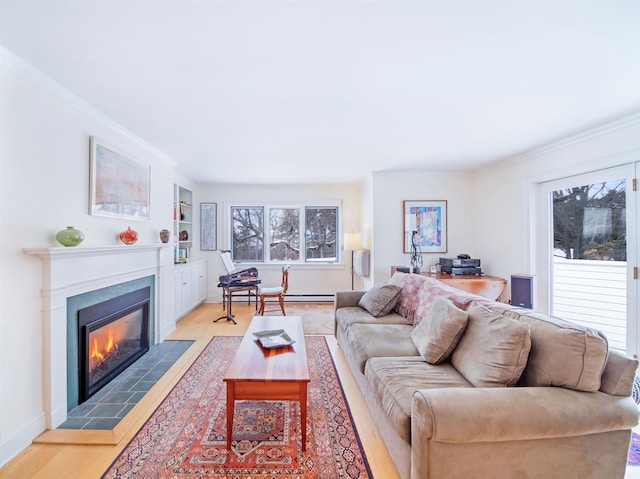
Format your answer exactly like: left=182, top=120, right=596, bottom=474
left=1, top=1, right=639, bottom=184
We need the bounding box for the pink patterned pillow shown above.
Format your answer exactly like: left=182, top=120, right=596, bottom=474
left=413, top=282, right=459, bottom=325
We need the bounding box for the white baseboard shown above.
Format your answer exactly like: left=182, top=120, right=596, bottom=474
left=205, top=294, right=334, bottom=304
left=0, top=413, right=46, bottom=468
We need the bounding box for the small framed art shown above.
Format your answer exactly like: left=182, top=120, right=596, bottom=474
left=200, top=202, right=217, bottom=251
left=403, top=200, right=448, bottom=254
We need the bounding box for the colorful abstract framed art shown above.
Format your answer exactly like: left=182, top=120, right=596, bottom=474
left=403, top=200, right=447, bottom=253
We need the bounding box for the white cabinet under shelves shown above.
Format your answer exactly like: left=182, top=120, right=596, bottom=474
left=174, top=260, right=207, bottom=320
left=173, top=184, right=193, bottom=263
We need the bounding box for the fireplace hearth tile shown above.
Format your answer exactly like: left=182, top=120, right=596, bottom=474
left=86, top=418, right=121, bottom=430
left=59, top=340, right=194, bottom=430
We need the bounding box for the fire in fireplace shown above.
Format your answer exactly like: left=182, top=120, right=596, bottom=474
left=78, top=287, right=150, bottom=402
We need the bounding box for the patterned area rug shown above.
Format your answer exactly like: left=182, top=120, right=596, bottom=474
left=101, top=336, right=371, bottom=478
left=262, top=303, right=334, bottom=335
left=629, top=432, right=640, bottom=466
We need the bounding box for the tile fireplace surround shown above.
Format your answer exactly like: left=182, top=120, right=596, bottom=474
left=24, top=244, right=175, bottom=430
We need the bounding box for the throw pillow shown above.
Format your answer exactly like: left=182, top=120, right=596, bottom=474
left=451, top=302, right=531, bottom=388
left=358, top=284, right=403, bottom=317
left=387, top=271, right=407, bottom=287
left=411, top=296, right=468, bottom=364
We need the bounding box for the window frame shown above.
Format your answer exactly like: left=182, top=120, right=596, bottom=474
left=226, top=201, right=342, bottom=264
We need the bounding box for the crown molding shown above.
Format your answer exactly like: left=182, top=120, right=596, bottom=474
left=0, top=45, right=177, bottom=168
left=474, top=111, right=640, bottom=176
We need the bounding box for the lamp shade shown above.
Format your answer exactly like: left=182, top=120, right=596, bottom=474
left=344, top=232, right=361, bottom=250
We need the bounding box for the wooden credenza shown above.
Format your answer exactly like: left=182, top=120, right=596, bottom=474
left=431, top=273, right=507, bottom=300
left=391, top=267, right=507, bottom=301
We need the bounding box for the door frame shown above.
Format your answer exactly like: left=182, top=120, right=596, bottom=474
left=533, top=163, right=637, bottom=356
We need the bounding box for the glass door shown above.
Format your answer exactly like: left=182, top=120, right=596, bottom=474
left=538, top=164, right=637, bottom=356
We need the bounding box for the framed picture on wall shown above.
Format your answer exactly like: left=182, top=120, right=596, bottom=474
left=200, top=202, right=217, bottom=251
left=89, top=136, right=150, bottom=220
left=403, top=200, right=447, bottom=253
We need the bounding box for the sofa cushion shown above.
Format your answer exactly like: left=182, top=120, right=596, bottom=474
left=411, top=296, right=468, bottom=364
left=365, top=357, right=472, bottom=443
left=600, top=349, right=639, bottom=397
left=358, top=284, right=403, bottom=317
left=344, top=323, right=418, bottom=373
left=503, top=308, right=609, bottom=392
left=451, top=303, right=531, bottom=387
left=335, top=307, right=412, bottom=330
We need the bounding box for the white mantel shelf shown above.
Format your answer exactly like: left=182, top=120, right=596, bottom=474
left=25, top=242, right=176, bottom=430
left=24, top=243, right=173, bottom=257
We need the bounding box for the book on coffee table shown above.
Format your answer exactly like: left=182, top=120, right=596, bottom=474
left=253, top=329, right=296, bottom=349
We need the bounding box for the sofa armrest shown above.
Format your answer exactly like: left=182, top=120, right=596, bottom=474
left=412, top=386, right=639, bottom=444
left=334, top=290, right=366, bottom=309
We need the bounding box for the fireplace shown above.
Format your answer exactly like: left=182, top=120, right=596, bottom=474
left=78, top=287, right=150, bottom=402
left=24, top=243, right=174, bottom=429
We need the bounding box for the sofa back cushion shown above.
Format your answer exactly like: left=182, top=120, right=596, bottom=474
left=451, top=303, right=531, bottom=387
left=411, top=296, right=468, bottom=364
left=503, top=308, right=608, bottom=392
left=599, top=348, right=639, bottom=397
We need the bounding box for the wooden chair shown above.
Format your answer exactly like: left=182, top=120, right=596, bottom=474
left=258, top=265, right=290, bottom=315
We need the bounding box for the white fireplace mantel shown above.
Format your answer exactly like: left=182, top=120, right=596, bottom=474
left=24, top=244, right=175, bottom=429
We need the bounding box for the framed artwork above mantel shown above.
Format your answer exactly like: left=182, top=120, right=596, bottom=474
left=403, top=200, right=447, bottom=253
left=89, top=136, right=150, bottom=221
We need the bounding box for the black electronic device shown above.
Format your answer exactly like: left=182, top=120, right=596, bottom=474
left=218, top=267, right=259, bottom=286
left=218, top=250, right=260, bottom=286
left=440, top=265, right=482, bottom=275
left=440, top=257, right=481, bottom=268
left=511, top=274, right=533, bottom=309
left=394, top=266, right=420, bottom=274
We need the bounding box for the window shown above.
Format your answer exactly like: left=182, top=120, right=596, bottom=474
left=231, top=207, right=264, bottom=262
left=305, top=207, right=337, bottom=262
left=230, top=204, right=339, bottom=263
left=270, top=208, right=300, bottom=261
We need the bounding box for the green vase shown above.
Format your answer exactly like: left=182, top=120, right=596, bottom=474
left=56, top=226, right=85, bottom=247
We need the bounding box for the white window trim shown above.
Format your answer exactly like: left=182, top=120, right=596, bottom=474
left=223, top=200, right=343, bottom=265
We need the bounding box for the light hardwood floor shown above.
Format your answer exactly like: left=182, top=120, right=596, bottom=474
left=0, top=303, right=400, bottom=479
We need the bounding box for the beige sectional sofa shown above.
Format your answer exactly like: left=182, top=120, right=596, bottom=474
left=334, top=272, right=639, bottom=479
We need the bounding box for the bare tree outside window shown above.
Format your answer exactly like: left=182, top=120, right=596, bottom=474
left=553, top=180, right=626, bottom=261
left=270, top=208, right=300, bottom=261
left=230, top=204, right=339, bottom=263
left=305, top=207, right=337, bottom=261
left=232, top=207, right=264, bottom=261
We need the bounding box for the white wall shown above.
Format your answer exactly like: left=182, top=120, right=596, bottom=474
left=370, top=170, right=475, bottom=285
left=360, top=173, right=375, bottom=290
left=471, top=114, right=640, bottom=306
left=193, top=182, right=362, bottom=301
left=0, top=51, right=177, bottom=466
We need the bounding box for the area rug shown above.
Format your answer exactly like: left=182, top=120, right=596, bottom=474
left=101, top=335, right=372, bottom=478
left=262, top=303, right=334, bottom=335
left=629, top=432, right=640, bottom=466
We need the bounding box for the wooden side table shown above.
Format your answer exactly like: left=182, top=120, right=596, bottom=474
left=390, top=267, right=507, bottom=301
left=430, top=273, right=507, bottom=301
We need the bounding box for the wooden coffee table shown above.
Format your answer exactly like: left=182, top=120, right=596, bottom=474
left=224, top=316, right=310, bottom=451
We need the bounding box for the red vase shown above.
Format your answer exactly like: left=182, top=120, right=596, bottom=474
left=120, top=227, right=138, bottom=245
